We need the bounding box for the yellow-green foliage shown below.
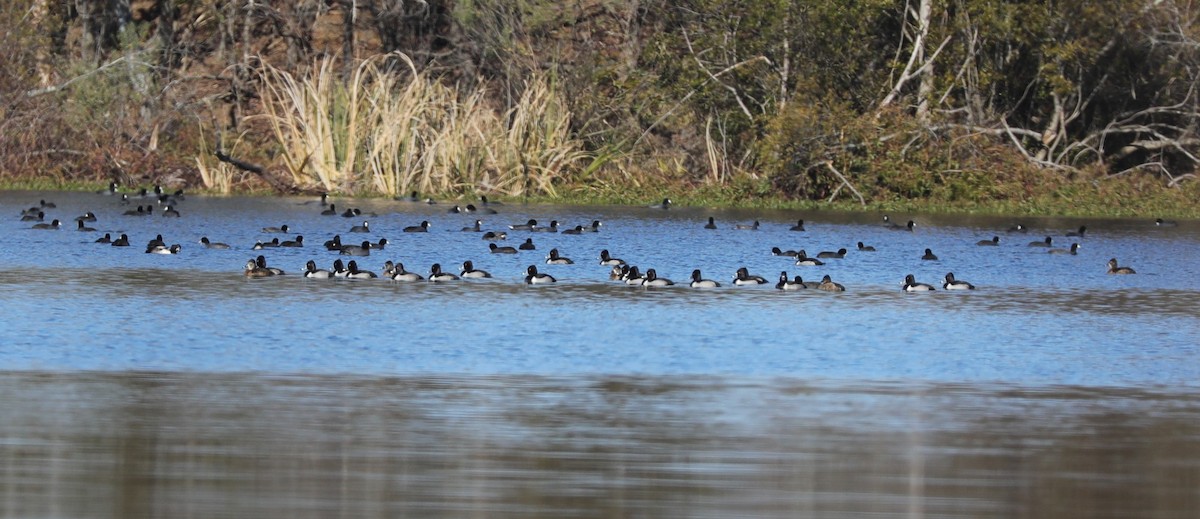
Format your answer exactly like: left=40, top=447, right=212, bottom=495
left=255, top=53, right=589, bottom=197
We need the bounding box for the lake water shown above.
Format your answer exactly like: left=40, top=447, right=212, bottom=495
left=2, top=190, right=1198, bottom=517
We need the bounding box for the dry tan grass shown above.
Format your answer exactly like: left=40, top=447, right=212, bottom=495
left=254, top=53, right=590, bottom=197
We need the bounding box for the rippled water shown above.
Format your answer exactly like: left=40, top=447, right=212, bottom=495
left=2, top=190, right=1198, bottom=517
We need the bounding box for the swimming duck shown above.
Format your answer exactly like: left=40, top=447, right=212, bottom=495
left=921, top=248, right=938, bottom=260
left=1066, top=225, right=1087, bottom=237
left=704, top=217, right=718, bottom=230
left=75, top=212, right=98, bottom=222
left=324, top=235, right=343, bottom=250
left=428, top=263, right=459, bottom=282
left=252, top=238, right=280, bottom=250
left=857, top=241, right=876, bottom=252
left=689, top=269, right=720, bottom=288
left=561, top=225, right=585, bottom=235
left=622, top=266, right=646, bottom=285
left=733, top=267, right=768, bottom=285
left=98, top=182, right=119, bottom=195
left=462, top=220, right=483, bottom=232
left=460, top=260, right=492, bottom=278
left=976, top=236, right=1000, bottom=246
left=161, top=205, right=181, bottom=217
left=776, top=271, right=807, bottom=290
left=465, top=203, right=497, bottom=215
left=599, top=249, right=625, bottom=266
left=889, top=219, right=916, bottom=232
left=817, top=275, right=845, bottom=292
left=903, top=274, right=936, bottom=291
left=1028, top=236, right=1053, bottom=247
left=1007, top=223, right=1028, bottom=233
left=95, top=233, right=113, bottom=244
left=32, top=219, right=61, bottom=230
left=366, top=238, right=387, bottom=250
left=480, top=195, right=502, bottom=207
left=584, top=220, right=602, bottom=232
left=525, top=265, right=557, bottom=284
left=403, top=221, right=430, bottom=232
left=509, top=219, right=538, bottom=231
left=532, top=220, right=559, bottom=233
left=942, top=272, right=976, bottom=290
left=255, top=255, right=285, bottom=275
left=388, top=262, right=424, bottom=282
left=76, top=220, right=96, bottom=232
left=650, top=198, right=672, bottom=210
left=482, top=231, right=507, bottom=241
left=147, top=243, right=181, bottom=255
left=397, top=191, right=420, bottom=202
left=1048, top=243, right=1080, bottom=255
left=545, top=248, right=574, bottom=265
left=38, top=199, right=56, bottom=209
left=789, top=219, right=806, bottom=231
left=1155, top=218, right=1178, bottom=227
left=489, top=243, right=518, bottom=254
left=303, top=260, right=332, bottom=279
left=642, top=268, right=673, bottom=287
left=111, top=234, right=130, bottom=247
left=518, top=238, right=536, bottom=250
left=20, top=211, right=44, bottom=222
left=280, top=235, right=304, bottom=247
left=244, top=259, right=274, bottom=278
left=610, top=265, right=627, bottom=281
left=321, top=204, right=338, bottom=216
left=1106, top=258, right=1136, bottom=274
left=331, top=259, right=349, bottom=277
left=772, top=247, right=799, bottom=257
left=344, top=260, right=378, bottom=279
left=816, top=248, right=847, bottom=259
left=734, top=220, right=760, bottom=230
left=200, top=237, right=231, bottom=249
left=341, top=207, right=360, bottom=218
left=447, top=205, right=465, bottom=214
left=339, top=241, right=371, bottom=256
left=794, top=250, right=825, bottom=266
left=349, top=221, right=370, bottom=233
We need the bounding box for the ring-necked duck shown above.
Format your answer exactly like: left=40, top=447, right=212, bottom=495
left=1155, top=218, right=1178, bottom=227
left=642, top=268, right=673, bottom=287
left=367, top=238, right=387, bottom=250
left=324, top=235, right=343, bottom=250
left=610, top=265, right=627, bottom=280
left=99, top=182, right=119, bottom=195
left=460, top=260, right=492, bottom=278
left=772, top=247, right=799, bottom=257
left=857, top=241, right=876, bottom=252
left=817, top=275, right=845, bottom=292
left=599, top=249, right=625, bottom=266
left=562, top=225, right=585, bottom=235
left=623, top=266, right=645, bottom=285
left=244, top=259, right=273, bottom=278
left=776, top=271, right=806, bottom=290
left=518, top=238, right=536, bottom=250
left=1048, top=243, right=1080, bottom=255
left=921, top=248, right=938, bottom=260
left=462, top=220, right=483, bottom=232
left=339, top=241, right=371, bottom=256
left=976, top=236, right=1000, bottom=246
left=428, top=263, right=459, bottom=282
left=447, top=205, right=465, bottom=214
left=650, top=198, right=672, bottom=210
left=200, top=237, right=231, bottom=249
left=331, top=259, right=349, bottom=277
left=321, top=204, right=338, bottom=216
left=75, top=212, right=97, bottom=222
left=147, top=234, right=166, bottom=248
left=111, top=234, right=130, bottom=247
left=388, top=262, right=424, bottom=281
left=489, top=243, right=518, bottom=254
left=545, top=248, right=574, bottom=265
left=789, top=219, right=806, bottom=231
left=1028, top=236, right=1052, bottom=247
left=509, top=219, right=537, bottom=231
left=147, top=243, right=181, bottom=254
left=95, top=233, right=113, bottom=244
left=1007, top=223, right=1028, bottom=233
left=482, top=231, right=507, bottom=241
left=584, top=220, right=602, bottom=232
left=889, top=219, right=916, bottom=232
left=162, top=205, right=181, bottom=217
left=76, top=220, right=96, bottom=232
left=341, top=207, right=360, bottom=218
left=525, top=265, right=557, bottom=284
left=704, top=217, right=718, bottom=230
left=280, top=235, right=304, bottom=247
left=1066, top=225, right=1087, bottom=237
left=32, top=219, right=61, bottom=230
left=735, top=220, right=760, bottom=230
left=816, top=248, right=847, bottom=259
left=20, top=211, right=44, bottom=222
left=732, top=267, right=768, bottom=285
left=256, top=255, right=285, bottom=275
left=532, top=220, right=559, bottom=233
left=252, top=238, right=280, bottom=250
left=349, top=221, right=370, bottom=233
left=344, top=260, right=377, bottom=279
left=303, top=260, right=332, bottom=279
left=902, top=274, right=936, bottom=291
left=942, top=272, right=976, bottom=290
left=795, top=250, right=825, bottom=266
left=403, top=221, right=430, bottom=232
left=689, top=269, right=720, bottom=288
left=1106, top=258, right=1136, bottom=274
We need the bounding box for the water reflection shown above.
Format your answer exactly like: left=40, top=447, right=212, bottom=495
left=1, top=372, right=1197, bottom=518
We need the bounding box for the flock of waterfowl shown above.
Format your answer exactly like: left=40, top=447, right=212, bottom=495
left=15, top=186, right=1169, bottom=291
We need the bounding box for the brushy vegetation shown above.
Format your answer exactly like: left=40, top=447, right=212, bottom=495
left=1, top=0, right=1198, bottom=218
